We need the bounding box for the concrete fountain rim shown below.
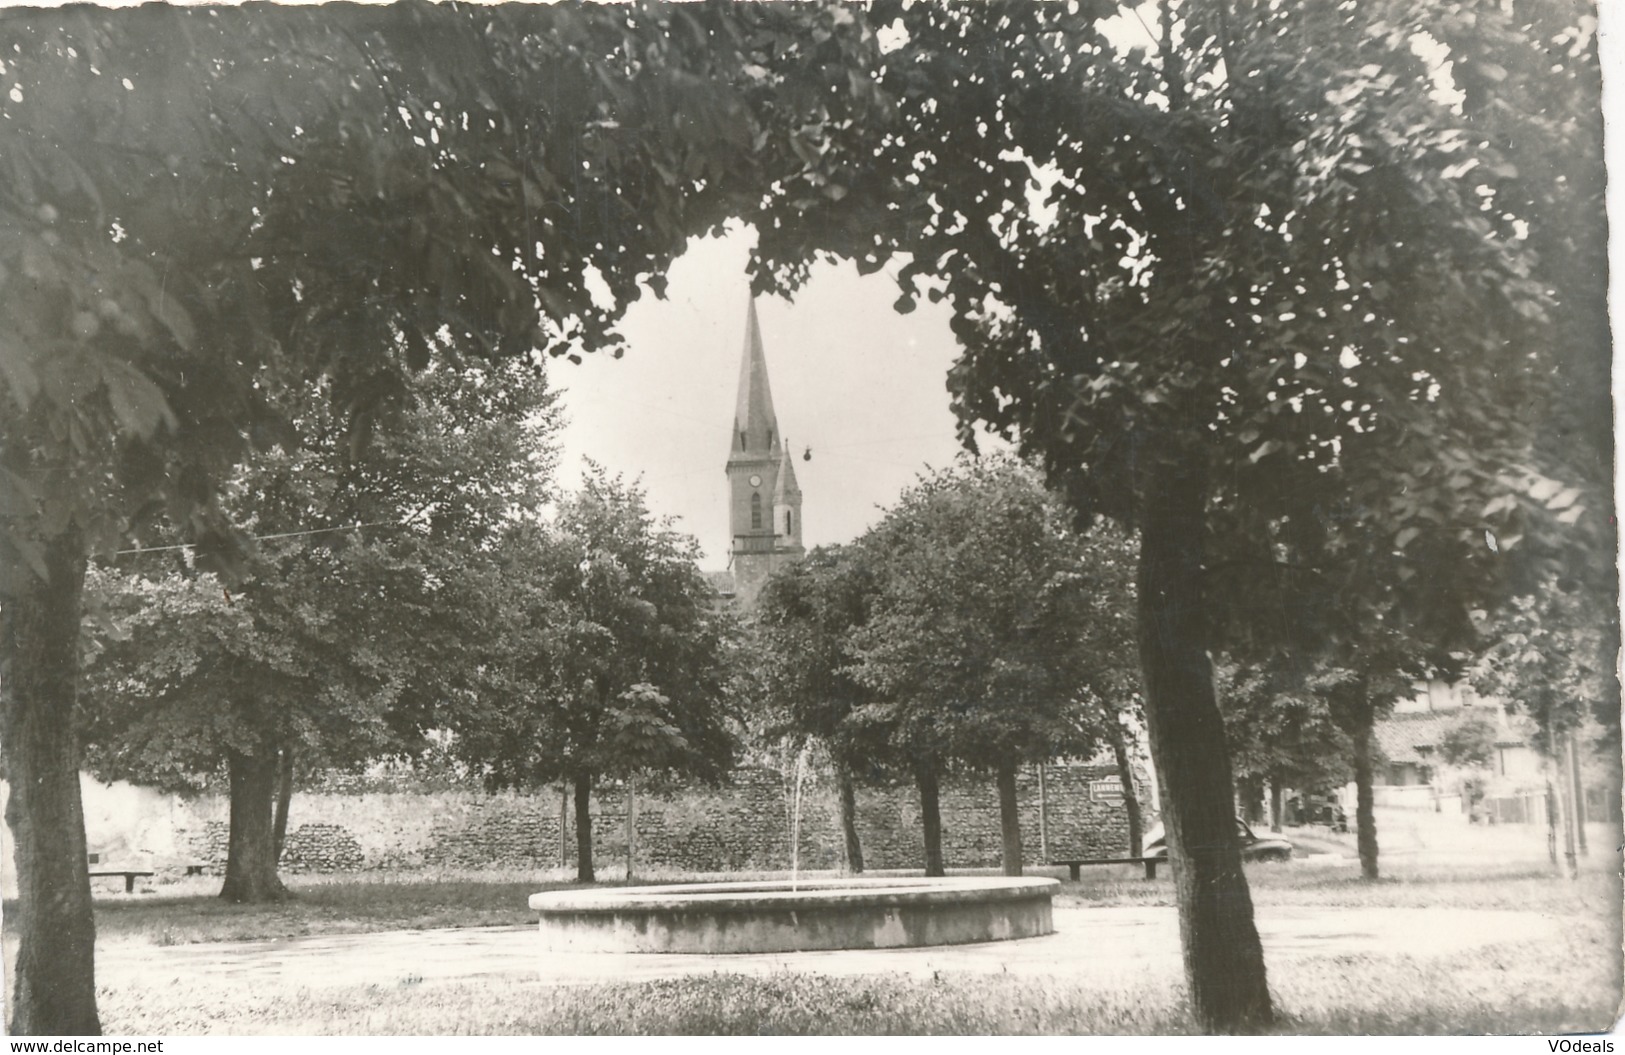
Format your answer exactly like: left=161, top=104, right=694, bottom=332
left=528, top=875, right=1059, bottom=915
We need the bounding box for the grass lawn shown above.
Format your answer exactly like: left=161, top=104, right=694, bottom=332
left=82, top=871, right=558, bottom=947
left=14, top=830, right=1618, bottom=1034
left=80, top=866, right=838, bottom=946
left=70, top=852, right=1619, bottom=947
left=96, top=919, right=1619, bottom=1035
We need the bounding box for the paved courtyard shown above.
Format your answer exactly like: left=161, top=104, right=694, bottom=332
left=95, top=903, right=1564, bottom=992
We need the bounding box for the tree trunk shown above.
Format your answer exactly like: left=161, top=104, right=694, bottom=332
left=1567, top=732, right=1588, bottom=855
left=995, top=760, right=1024, bottom=876
left=220, top=749, right=289, bottom=903
left=574, top=770, right=595, bottom=883
left=1038, top=761, right=1051, bottom=861
left=272, top=744, right=295, bottom=860
left=1268, top=779, right=1284, bottom=833
left=625, top=775, right=637, bottom=882
left=1545, top=779, right=1559, bottom=866
left=915, top=760, right=944, bottom=877
left=1135, top=454, right=1272, bottom=1032
left=1107, top=715, right=1145, bottom=856
left=1351, top=715, right=1379, bottom=880
left=558, top=783, right=569, bottom=869
left=1, top=527, right=102, bottom=1035
left=835, top=757, right=864, bottom=874
left=1239, top=775, right=1265, bottom=825
left=1558, top=749, right=1579, bottom=878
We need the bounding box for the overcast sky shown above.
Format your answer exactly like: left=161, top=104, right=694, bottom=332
left=551, top=227, right=1000, bottom=569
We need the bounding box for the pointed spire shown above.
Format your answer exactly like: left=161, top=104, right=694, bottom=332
left=773, top=439, right=800, bottom=503
left=730, top=299, right=780, bottom=460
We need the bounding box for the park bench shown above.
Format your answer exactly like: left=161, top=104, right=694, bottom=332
left=88, top=868, right=154, bottom=893
left=86, top=852, right=155, bottom=892
left=1052, top=856, right=1160, bottom=881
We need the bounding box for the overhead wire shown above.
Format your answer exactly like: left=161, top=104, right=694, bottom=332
left=114, top=518, right=418, bottom=557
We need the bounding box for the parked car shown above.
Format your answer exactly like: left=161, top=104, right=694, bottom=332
left=1288, top=792, right=1349, bottom=832
left=1142, top=818, right=1293, bottom=862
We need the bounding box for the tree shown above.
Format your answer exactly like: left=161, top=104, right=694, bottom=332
left=0, top=3, right=886, bottom=1031
left=1050, top=535, right=1145, bottom=856
left=1436, top=712, right=1498, bottom=770
left=847, top=458, right=1125, bottom=877
left=79, top=360, right=559, bottom=902
left=742, top=0, right=1588, bottom=1030
left=1218, top=663, right=1353, bottom=830
left=454, top=471, right=740, bottom=883
left=1473, top=586, right=1618, bottom=754
left=753, top=544, right=884, bottom=873
left=1472, top=581, right=1617, bottom=859
left=1312, top=661, right=1417, bottom=880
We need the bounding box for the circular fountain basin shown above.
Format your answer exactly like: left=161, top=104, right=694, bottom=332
left=528, top=876, right=1058, bottom=954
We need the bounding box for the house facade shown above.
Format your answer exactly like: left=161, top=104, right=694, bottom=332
left=1372, top=680, right=1543, bottom=810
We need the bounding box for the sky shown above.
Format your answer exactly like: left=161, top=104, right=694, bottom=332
left=551, top=228, right=1003, bottom=569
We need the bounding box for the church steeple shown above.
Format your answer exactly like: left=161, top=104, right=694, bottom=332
left=723, top=298, right=803, bottom=607
left=728, top=300, right=781, bottom=463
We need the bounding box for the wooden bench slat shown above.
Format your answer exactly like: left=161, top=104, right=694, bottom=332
left=1050, top=857, right=1161, bottom=880
left=88, top=869, right=154, bottom=893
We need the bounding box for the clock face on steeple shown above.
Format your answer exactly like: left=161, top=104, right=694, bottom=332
left=749, top=474, right=762, bottom=487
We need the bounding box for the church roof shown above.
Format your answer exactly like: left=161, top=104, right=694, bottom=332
left=729, top=300, right=781, bottom=462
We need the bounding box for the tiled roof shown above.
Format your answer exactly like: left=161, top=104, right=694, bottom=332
left=1373, top=708, right=1530, bottom=765
left=1374, top=712, right=1457, bottom=765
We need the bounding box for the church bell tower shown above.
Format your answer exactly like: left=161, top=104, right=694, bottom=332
left=725, top=300, right=803, bottom=606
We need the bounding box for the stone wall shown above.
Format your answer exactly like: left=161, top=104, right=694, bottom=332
left=158, top=762, right=1153, bottom=874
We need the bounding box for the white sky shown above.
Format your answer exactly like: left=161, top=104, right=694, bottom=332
left=552, top=227, right=997, bottom=568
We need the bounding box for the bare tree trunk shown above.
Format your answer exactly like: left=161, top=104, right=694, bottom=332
left=1546, top=779, right=1559, bottom=866
left=1268, top=779, right=1284, bottom=834
left=574, top=770, right=595, bottom=883
left=995, top=759, right=1023, bottom=876
left=1107, top=715, right=1145, bottom=856
left=558, top=783, right=569, bottom=869
left=1568, top=732, right=1588, bottom=855
left=625, top=775, right=637, bottom=882
left=1, top=526, right=102, bottom=1035
left=834, top=756, right=864, bottom=874
left=272, top=744, right=295, bottom=860
left=1351, top=715, right=1379, bottom=880
left=220, top=748, right=290, bottom=903
left=1559, top=750, right=1579, bottom=878
left=1038, top=761, right=1051, bottom=861
left=1136, top=454, right=1272, bottom=1032
left=915, top=760, right=945, bottom=877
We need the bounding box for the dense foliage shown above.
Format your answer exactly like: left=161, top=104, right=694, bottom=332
left=451, top=471, right=741, bottom=882
left=79, top=361, right=560, bottom=899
